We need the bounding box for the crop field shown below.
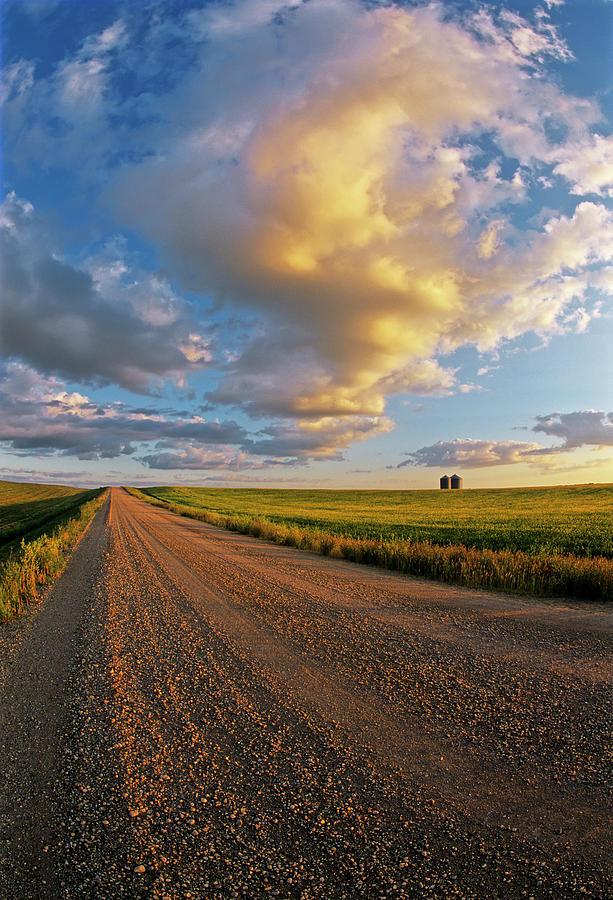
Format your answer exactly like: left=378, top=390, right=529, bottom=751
left=0, top=480, right=101, bottom=559
left=143, top=483, right=613, bottom=558
left=136, top=484, right=613, bottom=601
left=0, top=481, right=107, bottom=621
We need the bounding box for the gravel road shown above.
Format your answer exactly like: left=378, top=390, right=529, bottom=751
left=1, top=487, right=611, bottom=899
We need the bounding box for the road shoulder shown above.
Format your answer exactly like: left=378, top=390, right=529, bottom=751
left=0, top=494, right=111, bottom=900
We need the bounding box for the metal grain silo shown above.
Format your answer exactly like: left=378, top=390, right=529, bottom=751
left=450, top=473, right=463, bottom=490
left=440, top=475, right=450, bottom=490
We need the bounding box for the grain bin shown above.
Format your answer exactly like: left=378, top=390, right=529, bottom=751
left=450, top=474, right=463, bottom=490
left=440, top=475, right=450, bottom=490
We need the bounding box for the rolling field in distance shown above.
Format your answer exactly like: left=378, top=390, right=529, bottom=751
left=142, top=483, right=613, bottom=558
left=0, top=480, right=107, bottom=620
left=0, top=480, right=101, bottom=559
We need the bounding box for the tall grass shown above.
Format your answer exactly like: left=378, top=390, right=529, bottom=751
left=126, top=487, right=612, bottom=602
left=0, top=490, right=107, bottom=622
left=0, top=481, right=103, bottom=559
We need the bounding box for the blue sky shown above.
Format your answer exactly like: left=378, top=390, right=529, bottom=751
left=1, top=0, right=612, bottom=489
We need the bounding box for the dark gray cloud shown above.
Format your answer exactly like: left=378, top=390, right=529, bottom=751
left=399, top=438, right=542, bottom=469
left=0, top=466, right=91, bottom=483
left=140, top=446, right=268, bottom=471
left=0, top=362, right=389, bottom=468
left=532, top=411, right=613, bottom=449
left=0, top=193, right=212, bottom=393
left=399, top=410, right=613, bottom=469
left=0, top=363, right=247, bottom=462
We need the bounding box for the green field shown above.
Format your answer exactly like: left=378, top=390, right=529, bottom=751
left=132, top=483, right=612, bottom=601
left=142, top=483, right=613, bottom=559
left=0, top=480, right=107, bottom=621
left=0, top=480, right=101, bottom=560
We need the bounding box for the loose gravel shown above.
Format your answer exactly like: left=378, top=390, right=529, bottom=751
left=0, top=487, right=611, bottom=899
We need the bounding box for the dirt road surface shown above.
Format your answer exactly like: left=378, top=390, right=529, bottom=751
left=1, top=487, right=611, bottom=899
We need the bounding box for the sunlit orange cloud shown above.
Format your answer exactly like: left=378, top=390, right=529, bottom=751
left=113, top=0, right=613, bottom=457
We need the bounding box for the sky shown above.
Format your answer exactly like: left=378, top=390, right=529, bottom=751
left=1, top=0, right=612, bottom=490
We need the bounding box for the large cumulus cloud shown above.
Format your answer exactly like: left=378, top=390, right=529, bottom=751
left=109, top=0, right=613, bottom=428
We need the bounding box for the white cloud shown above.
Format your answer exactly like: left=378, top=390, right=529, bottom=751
left=477, top=219, right=505, bottom=260
left=195, top=0, right=289, bottom=37
left=0, top=59, right=35, bottom=105
left=57, top=57, right=107, bottom=117
left=48, top=17, right=127, bottom=124
left=498, top=8, right=572, bottom=62
left=553, top=134, right=613, bottom=198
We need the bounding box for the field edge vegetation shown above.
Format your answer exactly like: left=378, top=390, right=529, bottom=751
left=0, top=481, right=101, bottom=553
left=126, top=487, right=612, bottom=602
left=0, top=489, right=108, bottom=622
